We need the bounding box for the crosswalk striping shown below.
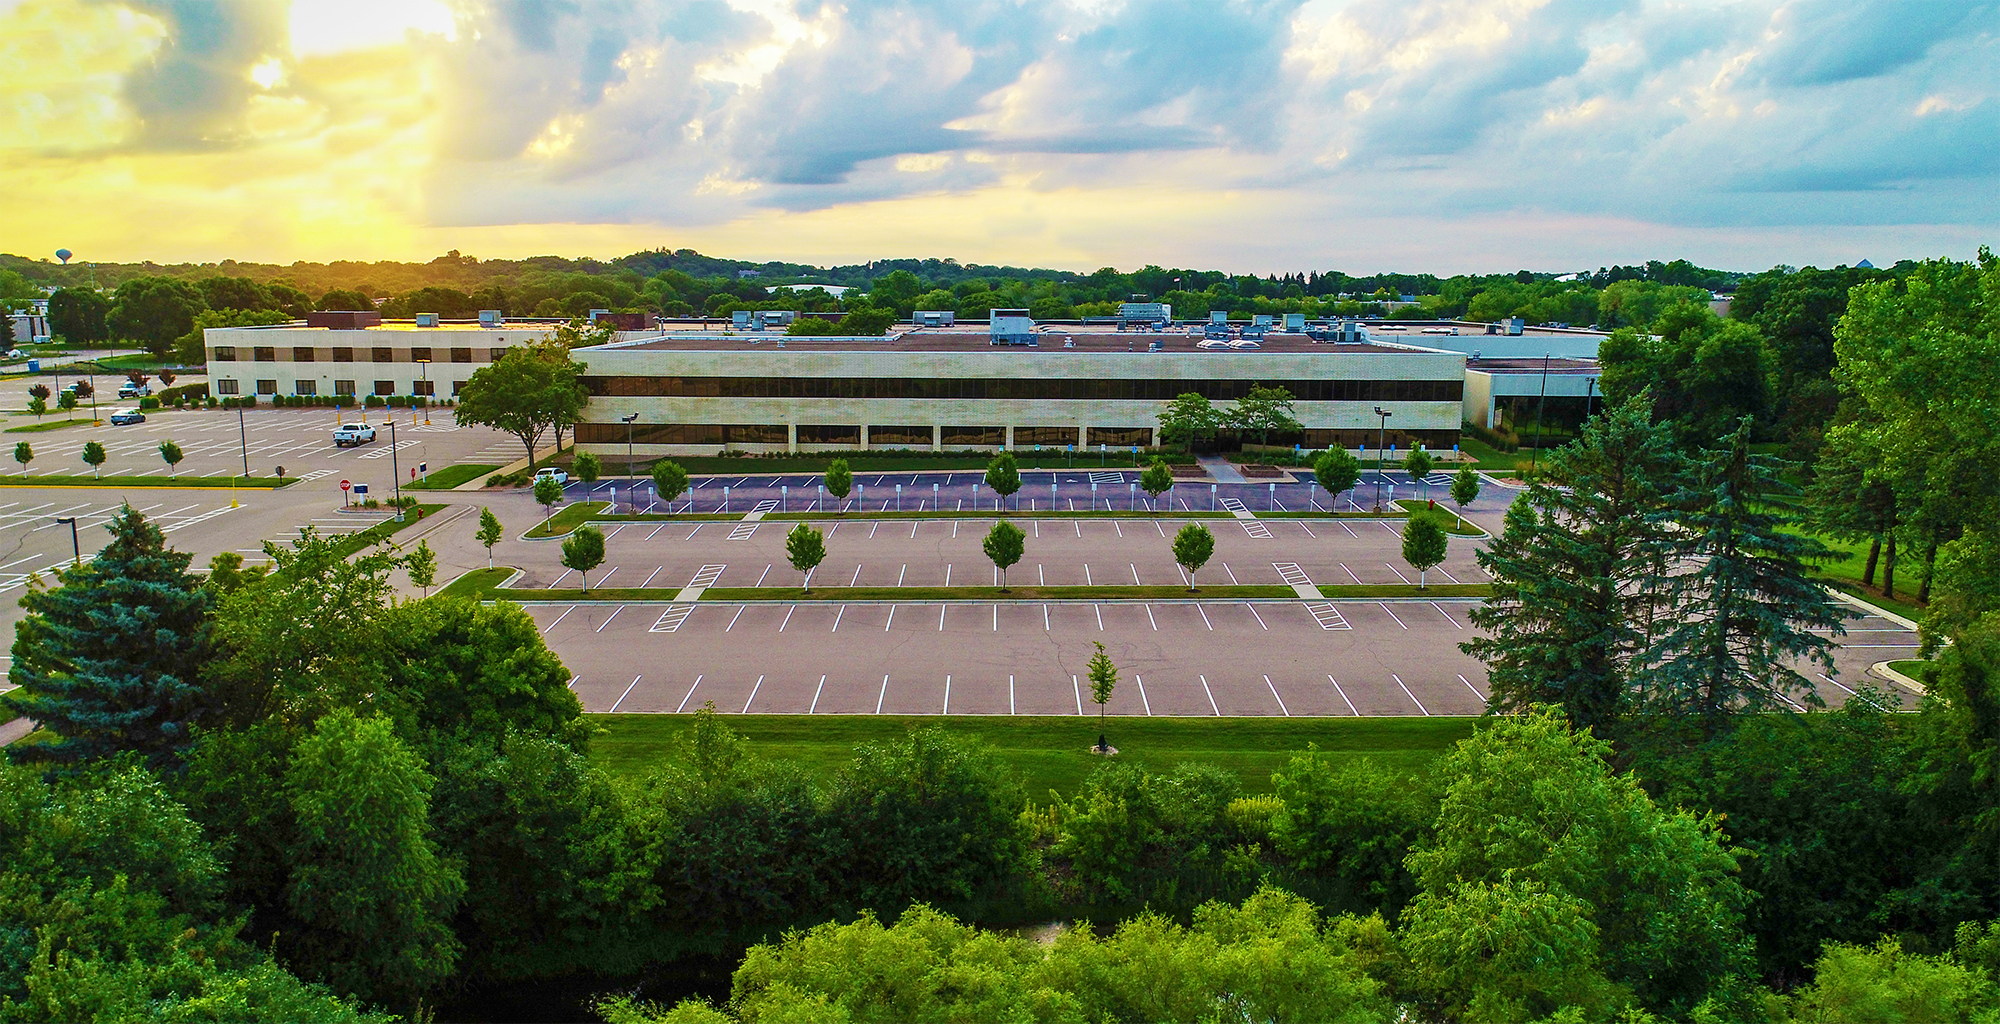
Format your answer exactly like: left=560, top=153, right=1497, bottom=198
left=1303, top=603, right=1351, bottom=629
left=650, top=606, right=695, bottom=632
left=686, top=564, right=726, bottom=588
left=1271, top=562, right=1313, bottom=587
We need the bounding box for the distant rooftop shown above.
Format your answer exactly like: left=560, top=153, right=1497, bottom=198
left=597, top=329, right=1434, bottom=356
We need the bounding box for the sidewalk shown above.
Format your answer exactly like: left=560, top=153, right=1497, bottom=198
left=1197, top=455, right=1249, bottom=483
left=456, top=442, right=564, bottom=491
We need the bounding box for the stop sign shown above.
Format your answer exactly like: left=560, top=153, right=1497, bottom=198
left=340, top=479, right=351, bottom=491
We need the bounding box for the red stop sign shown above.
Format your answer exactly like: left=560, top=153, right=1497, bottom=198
left=340, top=479, right=351, bottom=491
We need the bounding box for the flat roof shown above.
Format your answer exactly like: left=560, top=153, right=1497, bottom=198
left=209, top=319, right=565, bottom=332
left=599, top=330, right=1436, bottom=356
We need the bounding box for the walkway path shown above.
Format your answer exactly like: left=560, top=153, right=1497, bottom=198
left=1197, top=455, right=1249, bottom=483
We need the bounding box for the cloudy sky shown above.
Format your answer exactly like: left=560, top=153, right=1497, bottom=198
left=4, top=0, right=1997, bottom=274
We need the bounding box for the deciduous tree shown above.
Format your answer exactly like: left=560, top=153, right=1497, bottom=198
left=1314, top=446, right=1361, bottom=503
left=1402, top=514, right=1447, bottom=589
left=983, top=520, right=1024, bottom=589
left=983, top=450, right=1020, bottom=511
left=82, top=440, right=106, bottom=478
left=824, top=457, right=852, bottom=506
left=1140, top=458, right=1174, bottom=510
left=476, top=506, right=503, bottom=567
left=1173, top=522, right=1214, bottom=591
left=158, top=439, right=183, bottom=479
left=1088, top=641, right=1117, bottom=752
left=405, top=539, right=437, bottom=597
left=651, top=459, right=688, bottom=505
left=785, top=523, right=825, bottom=591
left=561, top=525, right=606, bottom=591
left=453, top=345, right=588, bottom=466
left=1450, top=464, right=1480, bottom=508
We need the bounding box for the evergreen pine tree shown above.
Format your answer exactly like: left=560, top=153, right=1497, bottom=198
left=1462, top=395, right=1681, bottom=733
left=1634, top=418, right=1850, bottom=737
left=7, top=506, right=215, bottom=765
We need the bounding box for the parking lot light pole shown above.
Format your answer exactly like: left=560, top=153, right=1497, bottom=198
left=56, top=517, right=79, bottom=567
left=1372, top=406, right=1392, bottom=512
left=236, top=406, right=249, bottom=479
left=390, top=418, right=401, bottom=508
left=621, top=413, right=638, bottom=510
left=417, top=360, right=432, bottom=425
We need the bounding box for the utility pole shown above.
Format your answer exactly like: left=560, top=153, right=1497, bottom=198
left=1529, top=352, right=1551, bottom=474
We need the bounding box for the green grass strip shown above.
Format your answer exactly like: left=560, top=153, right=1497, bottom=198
left=1391, top=499, right=1486, bottom=535
left=0, top=474, right=296, bottom=488
left=4, top=418, right=97, bottom=433
left=523, top=501, right=613, bottom=538
left=406, top=463, right=500, bottom=490
left=699, top=585, right=1301, bottom=601
left=444, top=575, right=1487, bottom=603
left=330, top=503, right=446, bottom=557
left=586, top=714, right=1478, bottom=797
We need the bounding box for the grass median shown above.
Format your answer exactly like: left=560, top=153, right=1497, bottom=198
left=330, top=503, right=446, bottom=557
left=523, top=501, right=613, bottom=538
left=4, top=419, right=97, bottom=433
left=406, top=463, right=499, bottom=490
left=587, top=713, right=1478, bottom=797
left=0, top=473, right=297, bottom=488
left=442, top=573, right=1489, bottom=603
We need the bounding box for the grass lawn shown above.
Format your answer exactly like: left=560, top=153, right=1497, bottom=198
left=1392, top=499, right=1485, bottom=535
left=586, top=714, right=1479, bottom=797
left=1783, top=526, right=1930, bottom=621
left=407, top=464, right=499, bottom=490
left=1887, top=659, right=1935, bottom=689
left=0, top=473, right=295, bottom=488
left=331, top=503, right=446, bottom=557
left=4, top=418, right=97, bottom=433
left=523, top=501, right=612, bottom=538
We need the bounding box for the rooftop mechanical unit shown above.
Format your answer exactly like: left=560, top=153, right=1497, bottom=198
left=989, top=308, right=1036, bottom=346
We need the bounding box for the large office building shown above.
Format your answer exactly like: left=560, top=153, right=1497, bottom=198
left=204, top=310, right=566, bottom=401
left=571, top=325, right=1467, bottom=456
left=206, top=314, right=1518, bottom=456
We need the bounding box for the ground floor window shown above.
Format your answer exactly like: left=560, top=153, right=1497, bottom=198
left=334, top=380, right=356, bottom=396
left=867, top=425, right=930, bottom=446
left=294, top=380, right=317, bottom=396
left=797, top=424, right=860, bottom=445
left=1017, top=426, right=1079, bottom=447
left=374, top=380, right=396, bottom=396
left=215, top=379, right=240, bottom=395
left=575, top=423, right=787, bottom=445
left=451, top=380, right=465, bottom=396
left=941, top=425, right=1002, bottom=446
left=256, top=380, right=277, bottom=395
left=412, top=380, right=435, bottom=396
left=1301, top=428, right=1461, bottom=450
left=1087, top=426, right=1151, bottom=447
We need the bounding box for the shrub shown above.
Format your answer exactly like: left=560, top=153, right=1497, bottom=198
left=138, top=397, right=160, bottom=410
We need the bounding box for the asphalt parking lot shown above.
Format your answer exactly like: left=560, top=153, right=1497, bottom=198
left=524, top=595, right=1919, bottom=719
left=11, top=407, right=518, bottom=488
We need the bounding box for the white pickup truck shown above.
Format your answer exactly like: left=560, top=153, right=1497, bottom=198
left=332, top=423, right=377, bottom=447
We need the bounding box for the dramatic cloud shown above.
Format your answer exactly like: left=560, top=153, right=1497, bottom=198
left=3, top=0, right=1997, bottom=271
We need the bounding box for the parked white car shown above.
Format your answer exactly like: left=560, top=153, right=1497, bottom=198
left=534, top=467, right=569, bottom=486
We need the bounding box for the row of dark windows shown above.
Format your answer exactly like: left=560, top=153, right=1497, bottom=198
left=221, top=379, right=450, bottom=397
left=574, top=423, right=1463, bottom=449
left=224, top=346, right=504, bottom=363
left=583, top=375, right=1463, bottom=403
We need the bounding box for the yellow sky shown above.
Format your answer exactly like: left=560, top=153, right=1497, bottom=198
left=1, top=0, right=1987, bottom=274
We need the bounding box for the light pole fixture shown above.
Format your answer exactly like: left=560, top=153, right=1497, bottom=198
left=1371, top=406, right=1392, bottom=511
left=236, top=405, right=250, bottom=479
left=622, top=413, right=639, bottom=510
left=1528, top=352, right=1552, bottom=474
left=56, top=516, right=79, bottom=567
left=416, top=359, right=432, bottom=424
left=389, top=418, right=402, bottom=508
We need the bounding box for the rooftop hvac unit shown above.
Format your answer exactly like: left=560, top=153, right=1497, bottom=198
left=1284, top=313, right=1305, bottom=330
left=733, top=310, right=754, bottom=328
left=1210, top=310, right=1228, bottom=325
left=478, top=310, right=503, bottom=327
left=1252, top=314, right=1273, bottom=327
left=413, top=313, right=439, bottom=327
left=1228, top=339, right=1261, bottom=350
left=1196, top=339, right=1229, bottom=350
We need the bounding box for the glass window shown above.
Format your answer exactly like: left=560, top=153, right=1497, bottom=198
left=332, top=347, right=354, bottom=362
left=797, top=425, right=860, bottom=445
left=451, top=380, right=466, bottom=396
left=1015, top=427, right=1078, bottom=447
left=255, top=379, right=277, bottom=395
left=294, top=380, right=317, bottom=395
left=216, top=379, right=239, bottom=395
left=451, top=347, right=472, bottom=363
left=374, top=380, right=396, bottom=395
left=410, top=347, right=433, bottom=363
left=334, top=380, right=356, bottom=396
left=252, top=347, right=274, bottom=362
left=867, top=425, right=932, bottom=446
left=489, top=347, right=511, bottom=361
left=211, top=346, right=237, bottom=361
left=373, top=347, right=394, bottom=363
left=942, top=426, right=1003, bottom=446
left=412, top=380, right=435, bottom=396
left=1087, top=427, right=1151, bottom=448
left=292, top=346, right=315, bottom=362
left=576, top=375, right=1461, bottom=403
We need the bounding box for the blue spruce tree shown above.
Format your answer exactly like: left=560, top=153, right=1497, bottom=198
left=7, top=506, right=215, bottom=765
